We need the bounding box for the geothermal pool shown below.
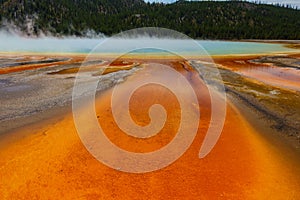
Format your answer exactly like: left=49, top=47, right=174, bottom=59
left=0, top=34, right=295, bottom=55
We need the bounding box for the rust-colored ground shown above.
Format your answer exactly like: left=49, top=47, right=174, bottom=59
left=213, top=54, right=300, bottom=91
left=0, top=55, right=86, bottom=75
left=0, top=57, right=300, bottom=199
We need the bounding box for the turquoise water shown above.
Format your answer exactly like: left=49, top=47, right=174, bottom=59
left=198, top=40, right=295, bottom=55
left=0, top=35, right=296, bottom=55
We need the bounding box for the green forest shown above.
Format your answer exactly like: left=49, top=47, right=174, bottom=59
left=0, top=0, right=299, bottom=39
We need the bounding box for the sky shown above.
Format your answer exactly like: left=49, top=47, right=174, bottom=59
left=145, top=0, right=300, bottom=8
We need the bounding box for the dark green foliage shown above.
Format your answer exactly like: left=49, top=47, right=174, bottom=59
left=0, top=0, right=299, bottom=39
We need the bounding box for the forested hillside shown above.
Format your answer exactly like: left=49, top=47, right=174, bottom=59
left=0, top=0, right=299, bottom=39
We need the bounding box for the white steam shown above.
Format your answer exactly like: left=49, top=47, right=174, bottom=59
left=0, top=22, right=292, bottom=55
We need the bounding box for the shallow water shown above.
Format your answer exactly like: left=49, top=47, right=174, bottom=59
left=242, top=66, right=300, bottom=81
left=237, top=65, right=300, bottom=91
left=0, top=35, right=296, bottom=55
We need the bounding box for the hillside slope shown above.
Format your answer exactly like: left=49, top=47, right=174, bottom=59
left=0, top=0, right=299, bottom=39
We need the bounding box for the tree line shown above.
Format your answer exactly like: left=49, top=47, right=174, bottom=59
left=0, top=0, right=299, bottom=39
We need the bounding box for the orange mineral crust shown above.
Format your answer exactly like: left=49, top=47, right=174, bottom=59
left=0, top=59, right=300, bottom=199
left=0, top=55, right=86, bottom=75
left=213, top=54, right=300, bottom=91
